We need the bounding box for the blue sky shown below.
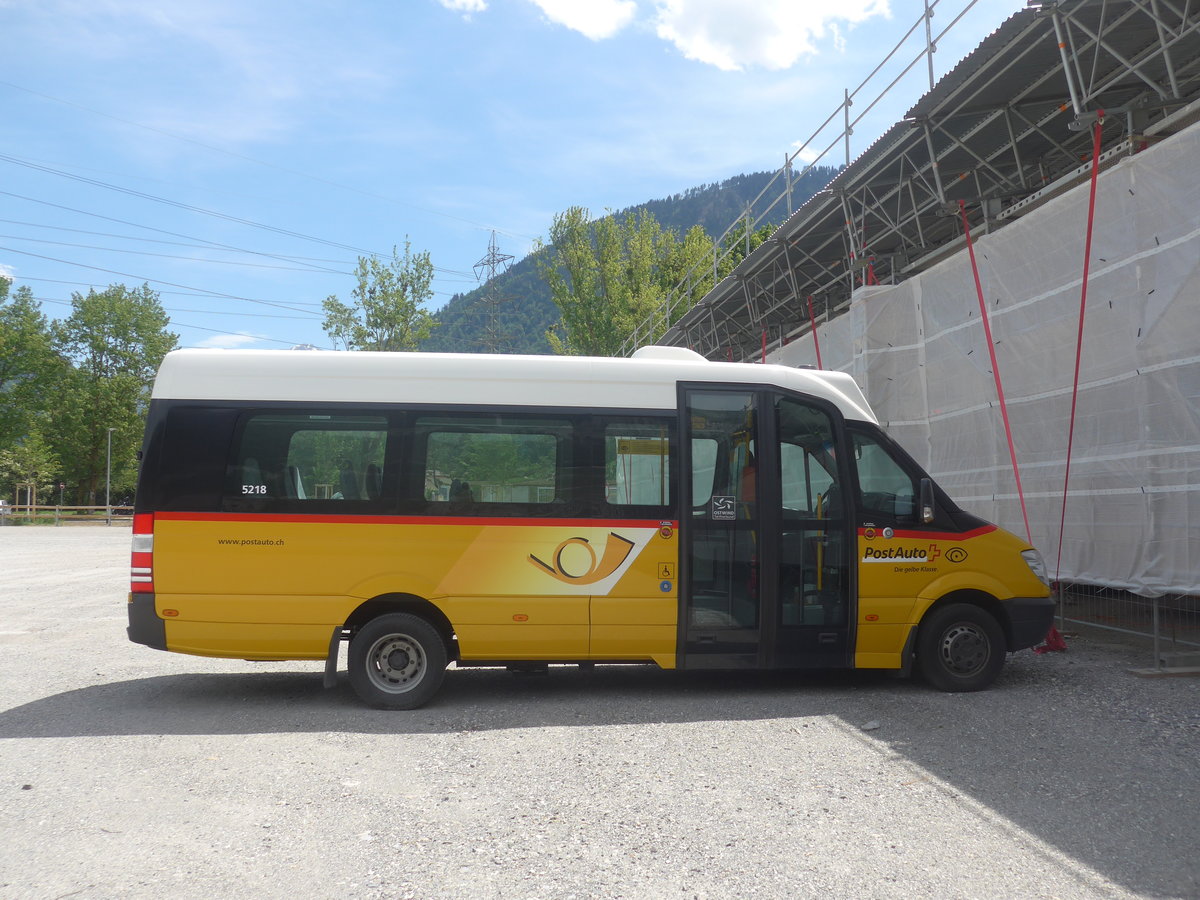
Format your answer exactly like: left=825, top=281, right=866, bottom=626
left=2, top=0, right=1021, bottom=350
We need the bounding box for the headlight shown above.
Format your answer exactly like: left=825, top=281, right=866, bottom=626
left=1021, top=549, right=1049, bottom=586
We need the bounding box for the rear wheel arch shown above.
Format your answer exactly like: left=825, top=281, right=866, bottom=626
left=344, top=594, right=457, bottom=661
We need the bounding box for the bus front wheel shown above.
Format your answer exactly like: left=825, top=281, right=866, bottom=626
left=349, top=613, right=448, bottom=709
left=917, top=603, right=1005, bottom=692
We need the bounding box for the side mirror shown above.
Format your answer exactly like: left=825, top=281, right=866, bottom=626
left=920, top=478, right=935, bottom=524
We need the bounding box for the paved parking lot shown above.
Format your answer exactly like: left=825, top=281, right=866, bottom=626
left=1, top=526, right=1197, bottom=899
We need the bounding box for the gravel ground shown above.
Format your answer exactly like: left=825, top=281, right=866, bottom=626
left=0, top=526, right=1197, bottom=899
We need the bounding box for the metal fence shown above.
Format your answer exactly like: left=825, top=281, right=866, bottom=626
left=0, top=504, right=134, bottom=526
left=1056, top=584, right=1200, bottom=669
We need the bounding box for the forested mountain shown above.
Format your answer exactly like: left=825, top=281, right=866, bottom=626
left=421, top=166, right=837, bottom=354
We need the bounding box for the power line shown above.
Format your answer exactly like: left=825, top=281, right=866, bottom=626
left=13, top=273, right=465, bottom=302
left=0, top=218, right=358, bottom=263
left=32, top=294, right=317, bottom=321
left=0, top=79, right=540, bottom=244
left=0, top=190, right=348, bottom=275
left=0, top=193, right=478, bottom=280
left=0, top=153, right=387, bottom=260
left=0, top=234, right=354, bottom=273
left=0, top=246, right=319, bottom=315
left=14, top=275, right=323, bottom=306
left=33, top=295, right=329, bottom=348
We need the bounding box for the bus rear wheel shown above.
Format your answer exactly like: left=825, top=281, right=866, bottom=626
left=917, top=603, right=1005, bottom=692
left=349, top=613, right=447, bottom=709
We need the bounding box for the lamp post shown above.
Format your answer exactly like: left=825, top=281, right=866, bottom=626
left=106, top=427, right=116, bottom=525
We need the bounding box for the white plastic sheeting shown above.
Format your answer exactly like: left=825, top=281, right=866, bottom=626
left=772, top=121, right=1200, bottom=596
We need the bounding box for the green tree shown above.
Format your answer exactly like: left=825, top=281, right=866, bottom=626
left=47, top=284, right=177, bottom=505
left=655, top=222, right=718, bottom=334
left=536, top=207, right=715, bottom=356
left=323, top=241, right=437, bottom=351
left=0, top=428, right=60, bottom=505
left=0, top=280, right=61, bottom=448
left=719, top=217, right=774, bottom=274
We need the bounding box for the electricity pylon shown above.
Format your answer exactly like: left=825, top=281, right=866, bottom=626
left=473, top=231, right=515, bottom=353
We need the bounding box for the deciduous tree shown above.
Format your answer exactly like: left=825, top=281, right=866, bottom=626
left=0, top=429, right=59, bottom=505
left=0, top=281, right=60, bottom=448
left=323, top=241, right=437, bottom=351
left=47, top=284, right=177, bottom=504
left=536, top=207, right=714, bottom=356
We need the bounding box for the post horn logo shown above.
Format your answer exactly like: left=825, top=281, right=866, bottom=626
left=529, top=533, right=635, bottom=585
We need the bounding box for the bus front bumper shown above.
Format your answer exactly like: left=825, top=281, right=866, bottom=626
left=1007, top=595, right=1056, bottom=651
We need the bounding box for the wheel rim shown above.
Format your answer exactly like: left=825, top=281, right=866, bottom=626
left=937, top=622, right=991, bottom=677
left=365, top=633, right=426, bottom=694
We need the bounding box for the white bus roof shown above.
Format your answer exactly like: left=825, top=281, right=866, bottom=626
left=150, top=346, right=878, bottom=424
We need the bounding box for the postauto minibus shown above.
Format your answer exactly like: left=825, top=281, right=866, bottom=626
left=128, top=346, right=1054, bottom=708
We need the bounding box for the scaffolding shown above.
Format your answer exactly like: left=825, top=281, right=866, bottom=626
left=627, top=0, right=1200, bottom=627
left=623, top=0, right=1200, bottom=360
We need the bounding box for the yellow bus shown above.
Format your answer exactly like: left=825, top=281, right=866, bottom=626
left=128, top=346, right=1053, bottom=708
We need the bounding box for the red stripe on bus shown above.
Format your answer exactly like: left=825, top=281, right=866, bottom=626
left=153, top=511, right=675, bottom=529
left=858, top=525, right=997, bottom=541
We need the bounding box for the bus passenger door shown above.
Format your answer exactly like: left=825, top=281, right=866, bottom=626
left=681, top=388, right=853, bottom=670
left=771, top=395, right=853, bottom=668
left=680, top=389, right=765, bottom=666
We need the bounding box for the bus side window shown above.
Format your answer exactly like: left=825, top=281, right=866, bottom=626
left=690, top=438, right=719, bottom=514
left=605, top=420, right=672, bottom=509
left=779, top=442, right=835, bottom=516
left=224, top=412, right=388, bottom=509
left=851, top=431, right=918, bottom=524
left=417, top=416, right=572, bottom=508
left=230, top=417, right=284, bottom=500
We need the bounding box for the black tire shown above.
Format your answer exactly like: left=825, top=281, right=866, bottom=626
left=348, top=613, right=447, bottom=709
left=916, top=603, right=1005, bottom=692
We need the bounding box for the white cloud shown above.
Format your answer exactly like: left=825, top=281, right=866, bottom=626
left=439, top=0, right=488, bottom=16
left=527, top=0, right=637, bottom=41
left=791, top=144, right=821, bottom=164
left=194, top=332, right=263, bottom=349
left=654, top=0, right=890, bottom=71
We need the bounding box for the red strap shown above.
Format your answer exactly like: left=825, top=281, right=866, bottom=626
left=806, top=295, right=824, bottom=369
left=958, top=199, right=1033, bottom=545
left=1055, top=113, right=1106, bottom=584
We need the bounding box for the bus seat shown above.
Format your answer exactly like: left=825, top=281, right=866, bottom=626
left=365, top=463, right=382, bottom=500
left=338, top=462, right=360, bottom=500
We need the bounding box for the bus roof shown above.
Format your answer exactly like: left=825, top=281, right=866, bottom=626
left=150, top=346, right=878, bottom=424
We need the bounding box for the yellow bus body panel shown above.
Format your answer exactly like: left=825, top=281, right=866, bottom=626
left=853, top=524, right=1048, bottom=668
left=152, top=515, right=1041, bottom=671
left=153, top=515, right=677, bottom=664
left=164, top=620, right=332, bottom=660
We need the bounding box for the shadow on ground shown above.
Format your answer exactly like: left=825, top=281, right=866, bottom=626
left=1, top=655, right=1196, bottom=896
